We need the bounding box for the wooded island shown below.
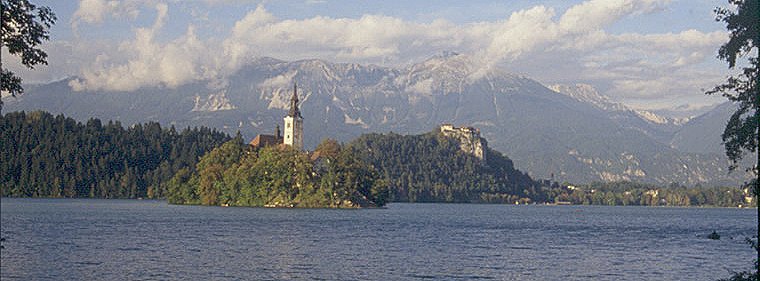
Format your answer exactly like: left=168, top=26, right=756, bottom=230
left=1, top=111, right=754, bottom=208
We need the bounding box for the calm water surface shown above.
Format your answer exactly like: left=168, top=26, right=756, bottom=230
left=1, top=198, right=756, bottom=280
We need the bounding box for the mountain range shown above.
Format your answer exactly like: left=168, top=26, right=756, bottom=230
left=3, top=52, right=750, bottom=186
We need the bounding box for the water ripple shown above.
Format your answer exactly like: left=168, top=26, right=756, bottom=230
left=1, top=199, right=756, bottom=281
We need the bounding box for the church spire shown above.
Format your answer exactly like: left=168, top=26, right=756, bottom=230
left=288, top=82, right=302, bottom=118
left=283, top=81, right=304, bottom=150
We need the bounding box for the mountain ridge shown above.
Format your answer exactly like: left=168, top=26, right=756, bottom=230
left=4, top=54, right=747, bottom=186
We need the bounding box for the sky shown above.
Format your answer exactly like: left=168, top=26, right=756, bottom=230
left=2, top=0, right=739, bottom=113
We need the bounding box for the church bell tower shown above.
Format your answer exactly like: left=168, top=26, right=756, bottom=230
left=283, top=82, right=304, bottom=150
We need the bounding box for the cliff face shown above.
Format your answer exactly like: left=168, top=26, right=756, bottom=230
left=439, top=124, right=487, bottom=161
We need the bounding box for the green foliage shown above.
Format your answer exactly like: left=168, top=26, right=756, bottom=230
left=707, top=0, right=759, bottom=184
left=1, top=111, right=230, bottom=198
left=166, top=139, right=387, bottom=208
left=549, top=181, right=754, bottom=208
left=345, top=131, right=539, bottom=203
left=344, top=129, right=756, bottom=207
left=1, top=0, right=57, bottom=112
left=314, top=138, right=341, bottom=159
left=708, top=1, right=759, bottom=278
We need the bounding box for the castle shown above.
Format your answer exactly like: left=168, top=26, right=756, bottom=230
left=250, top=83, right=304, bottom=150
left=248, top=85, right=487, bottom=160
left=439, top=124, right=487, bottom=161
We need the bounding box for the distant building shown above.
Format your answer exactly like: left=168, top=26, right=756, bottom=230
left=250, top=82, right=305, bottom=150
left=283, top=83, right=304, bottom=150
left=439, top=124, right=487, bottom=161
left=249, top=125, right=283, bottom=149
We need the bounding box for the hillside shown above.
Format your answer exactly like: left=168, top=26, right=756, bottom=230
left=346, top=128, right=543, bottom=203
left=3, top=54, right=748, bottom=186
left=0, top=111, right=230, bottom=198
left=549, top=83, right=685, bottom=144
left=670, top=102, right=735, bottom=154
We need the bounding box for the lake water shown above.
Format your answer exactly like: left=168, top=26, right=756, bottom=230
left=0, top=198, right=756, bottom=280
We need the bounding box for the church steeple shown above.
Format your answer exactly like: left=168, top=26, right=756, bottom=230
left=283, top=81, right=304, bottom=150
left=288, top=82, right=302, bottom=118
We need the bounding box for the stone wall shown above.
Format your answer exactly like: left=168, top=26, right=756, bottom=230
left=439, top=124, right=487, bottom=161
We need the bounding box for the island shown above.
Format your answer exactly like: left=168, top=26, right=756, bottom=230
left=1, top=110, right=752, bottom=208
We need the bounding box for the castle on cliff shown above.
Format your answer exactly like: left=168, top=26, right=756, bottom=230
left=439, top=124, right=487, bottom=161
left=250, top=83, right=304, bottom=150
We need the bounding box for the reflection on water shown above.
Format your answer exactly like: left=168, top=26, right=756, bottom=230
left=0, top=198, right=756, bottom=280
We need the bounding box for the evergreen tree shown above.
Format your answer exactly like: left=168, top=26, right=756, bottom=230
left=0, top=111, right=229, bottom=198
left=345, top=130, right=538, bottom=203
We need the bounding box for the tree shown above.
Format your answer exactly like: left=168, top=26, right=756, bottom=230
left=0, top=0, right=56, bottom=113
left=314, top=138, right=342, bottom=160
left=707, top=0, right=759, bottom=279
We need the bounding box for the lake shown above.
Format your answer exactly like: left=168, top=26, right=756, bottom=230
left=0, top=198, right=756, bottom=280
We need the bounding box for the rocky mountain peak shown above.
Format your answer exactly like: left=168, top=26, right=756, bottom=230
left=410, top=51, right=477, bottom=78
left=5, top=56, right=747, bottom=186
left=549, top=83, right=626, bottom=112
left=550, top=83, right=685, bottom=127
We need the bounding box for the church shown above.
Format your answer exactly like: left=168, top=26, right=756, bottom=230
left=249, top=83, right=304, bottom=150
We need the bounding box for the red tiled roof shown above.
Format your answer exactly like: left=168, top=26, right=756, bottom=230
left=249, top=134, right=282, bottom=148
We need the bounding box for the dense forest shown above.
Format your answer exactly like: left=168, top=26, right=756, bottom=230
left=345, top=131, right=753, bottom=207
left=0, top=111, right=230, bottom=198
left=1, top=111, right=752, bottom=208
left=166, top=138, right=388, bottom=208
left=345, top=131, right=542, bottom=203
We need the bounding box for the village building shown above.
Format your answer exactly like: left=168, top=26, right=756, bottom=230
left=249, top=125, right=283, bottom=149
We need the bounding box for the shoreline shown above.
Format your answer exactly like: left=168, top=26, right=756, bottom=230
left=1, top=197, right=754, bottom=209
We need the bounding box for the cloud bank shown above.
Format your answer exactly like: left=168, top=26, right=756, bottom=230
left=57, top=0, right=728, bottom=109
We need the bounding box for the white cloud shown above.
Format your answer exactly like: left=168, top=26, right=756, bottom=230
left=559, top=0, right=668, bottom=33
left=222, top=9, right=433, bottom=67
left=71, top=3, right=216, bottom=91
left=72, top=0, right=113, bottom=25
left=572, top=29, right=728, bottom=104
left=59, top=0, right=727, bottom=111
left=72, top=0, right=140, bottom=29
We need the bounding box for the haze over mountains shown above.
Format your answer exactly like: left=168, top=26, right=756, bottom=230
left=4, top=53, right=748, bottom=186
